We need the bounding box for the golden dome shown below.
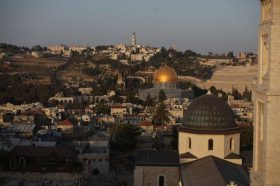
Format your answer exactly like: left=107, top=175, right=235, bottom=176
left=153, top=65, right=178, bottom=83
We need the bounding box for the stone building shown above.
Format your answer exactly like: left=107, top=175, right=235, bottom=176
left=117, top=73, right=126, bottom=88
left=237, top=52, right=247, bottom=60
left=251, top=0, right=280, bottom=185
left=178, top=94, right=249, bottom=186
left=8, top=146, right=81, bottom=172
left=138, top=65, right=193, bottom=100
left=134, top=149, right=179, bottom=186
left=57, top=119, right=74, bottom=133
left=179, top=94, right=242, bottom=165
left=1, top=146, right=84, bottom=185
left=132, top=32, right=136, bottom=46
left=180, top=155, right=249, bottom=186
left=78, top=135, right=110, bottom=175
left=133, top=94, right=250, bottom=186
left=110, top=105, right=132, bottom=118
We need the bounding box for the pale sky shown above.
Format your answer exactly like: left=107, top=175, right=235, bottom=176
left=0, top=0, right=260, bottom=54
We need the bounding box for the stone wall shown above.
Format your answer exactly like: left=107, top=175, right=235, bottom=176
left=179, top=131, right=240, bottom=162
left=0, top=172, right=83, bottom=185
left=179, top=65, right=258, bottom=92
left=134, top=166, right=179, bottom=186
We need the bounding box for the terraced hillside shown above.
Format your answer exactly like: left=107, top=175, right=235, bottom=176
left=179, top=65, right=258, bottom=92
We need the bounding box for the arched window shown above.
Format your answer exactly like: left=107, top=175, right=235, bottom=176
left=208, top=139, right=213, bottom=150
left=230, top=138, right=234, bottom=151
left=19, top=157, right=25, bottom=167
left=92, top=168, right=100, bottom=175
left=159, top=176, right=164, bottom=186
left=188, top=137, right=192, bottom=149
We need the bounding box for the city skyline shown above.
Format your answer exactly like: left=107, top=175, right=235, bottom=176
left=0, top=0, right=259, bottom=54
left=1, top=1, right=280, bottom=185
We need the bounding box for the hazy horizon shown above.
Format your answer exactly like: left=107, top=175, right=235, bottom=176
left=0, top=0, right=260, bottom=54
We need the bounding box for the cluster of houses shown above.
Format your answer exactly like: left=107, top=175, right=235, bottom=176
left=198, top=52, right=258, bottom=67
left=0, top=61, right=254, bottom=185
left=31, top=32, right=161, bottom=62
left=0, top=62, right=254, bottom=185
left=0, top=88, right=191, bottom=185
left=109, top=43, right=160, bottom=63
left=19, top=45, right=89, bottom=58
left=0, top=101, right=109, bottom=185
left=27, top=42, right=160, bottom=63
left=228, top=98, right=254, bottom=122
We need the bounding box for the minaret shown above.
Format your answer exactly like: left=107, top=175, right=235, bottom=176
left=251, top=0, right=280, bottom=185
left=132, top=32, right=136, bottom=46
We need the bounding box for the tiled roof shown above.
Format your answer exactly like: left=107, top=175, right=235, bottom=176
left=179, top=152, right=197, bottom=159
left=10, top=146, right=77, bottom=159
left=111, top=106, right=127, bottom=109
left=22, top=109, right=45, bottom=116
left=134, top=149, right=179, bottom=166
left=180, top=156, right=249, bottom=186
left=241, top=150, right=253, bottom=168
left=183, top=94, right=237, bottom=130
left=58, top=119, right=73, bottom=126
left=139, top=120, right=153, bottom=126
left=8, top=124, right=35, bottom=133
left=224, top=152, right=242, bottom=159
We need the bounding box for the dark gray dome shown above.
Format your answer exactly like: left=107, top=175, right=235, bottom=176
left=183, top=94, right=236, bottom=130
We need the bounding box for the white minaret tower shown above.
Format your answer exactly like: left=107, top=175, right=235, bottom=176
left=132, top=32, right=136, bottom=46
left=251, top=0, right=280, bottom=185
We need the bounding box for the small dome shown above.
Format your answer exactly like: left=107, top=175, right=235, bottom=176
left=182, top=94, right=236, bottom=130
left=153, top=65, right=178, bottom=83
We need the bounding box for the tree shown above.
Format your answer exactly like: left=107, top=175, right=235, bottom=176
left=192, top=85, right=208, bottom=98
left=171, top=126, right=178, bottom=150
left=126, top=93, right=141, bottom=105
left=152, top=102, right=171, bottom=126
left=95, top=103, right=110, bottom=115
left=232, top=87, right=242, bottom=100
left=227, top=51, right=234, bottom=59
left=82, top=67, right=101, bottom=76
left=158, top=89, right=166, bottom=102
left=210, top=86, right=218, bottom=96
left=32, top=45, right=43, bottom=51
left=145, top=93, right=154, bottom=107
left=109, top=95, right=124, bottom=103
left=95, top=45, right=112, bottom=52
left=243, top=86, right=252, bottom=102
left=184, top=50, right=196, bottom=57
left=177, top=81, right=192, bottom=90
left=240, top=124, right=253, bottom=148
left=110, top=124, right=141, bottom=152
left=160, top=47, right=168, bottom=58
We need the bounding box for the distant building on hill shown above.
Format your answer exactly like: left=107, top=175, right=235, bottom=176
left=138, top=65, right=193, bottom=100
left=132, top=32, right=136, bottom=46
